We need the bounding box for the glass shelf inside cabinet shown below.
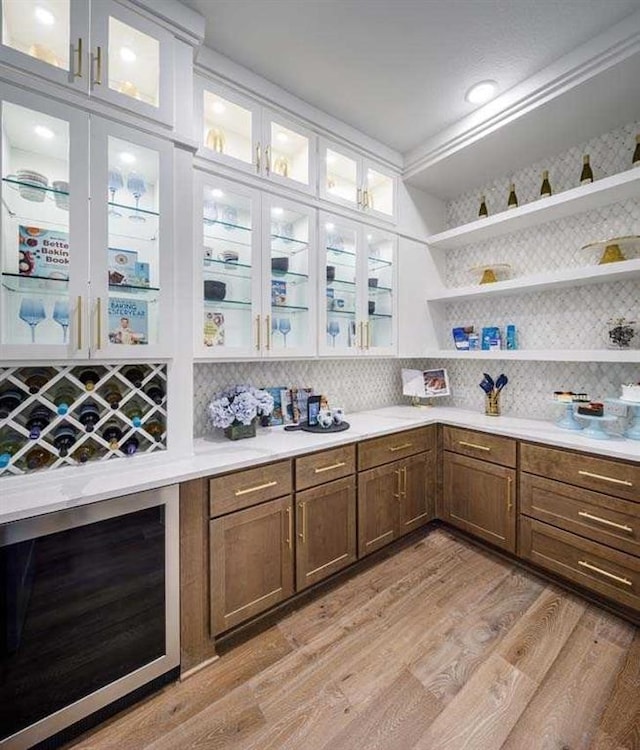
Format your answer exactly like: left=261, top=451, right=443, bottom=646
left=2, top=0, right=71, bottom=71
left=203, top=298, right=252, bottom=310
left=272, top=303, right=309, bottom=312
left=2, top=272, right=69, bottom=295
left=270, top=235, right=309, bottom=255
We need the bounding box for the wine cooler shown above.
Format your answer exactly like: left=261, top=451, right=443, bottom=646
left=0, top=363, right=167, bottom=477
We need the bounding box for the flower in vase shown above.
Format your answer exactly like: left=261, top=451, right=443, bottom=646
left=207, top=385, right=274, bottom=430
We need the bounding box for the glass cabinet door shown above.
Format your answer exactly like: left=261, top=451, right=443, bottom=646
left=319, top=214, right=361, bottom=355
left=363, top=228, right=396, bottom=354
left=319, top=140, right=359, bottom=210
left=263, top=196, right=315, bottom=357
left=364, top=164, right=395, bottom=220
left=90, top=119, right=173, bottom=358
left=0, top=0, right=88, bottom=88
left=0, top=88, right=88, bottom=360
left=89, top=1, right=173, bottom=125
left=264, top=113, right=315, bottom=195
left=198, top=177, right=261, bottom=358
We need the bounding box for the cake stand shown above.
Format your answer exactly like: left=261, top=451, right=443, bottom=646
left=551, top=400, right=583, bottom=431
left=574, top=413, right=617, bottom=440
left=605, top=398, right=640, bottom=441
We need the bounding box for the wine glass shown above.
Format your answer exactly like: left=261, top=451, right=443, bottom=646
left=126, top=172, right=147, bottom=222
left=271, top=316, right=279, bottom=341
left=19, top=298, right=46, bottom=343
left=327, top=319, right=340, bottom=347
left=108, top=168, right=124, bottom=217
left=278, top=317, right=291, bottom=347
left=52, top=299, right=70, bottom=343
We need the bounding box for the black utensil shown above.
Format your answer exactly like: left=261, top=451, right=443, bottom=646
left=479, top=380, right=493, bottom=395
left=496, top=373, right=508, bottom=391
left=482, top=373, right=494, bottom=389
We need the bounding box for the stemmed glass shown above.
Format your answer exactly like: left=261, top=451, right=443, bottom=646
left=52, top=299, right=70, bottom=343
left=108, top=168, right=124, bottom=217
left=19, top=298, right=46, bottom=343
left=327, top=319, right=340, bottom=346
left=126, top=172, right=147, bottom=222
left=271, top=316, right=279, bottom=342
left=278, top=317, right=291, bottom=347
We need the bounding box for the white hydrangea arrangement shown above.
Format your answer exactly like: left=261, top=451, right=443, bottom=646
left=207, top=385, right=274, bottom=430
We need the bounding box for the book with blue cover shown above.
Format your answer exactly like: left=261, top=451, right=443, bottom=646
left=19, top=225, right=69, bottom=279
left=108, top=297, right=148, bottom=345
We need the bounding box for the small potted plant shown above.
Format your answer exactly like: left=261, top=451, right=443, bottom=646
left=207, top=385, right=274, bottom=440
left=607, top=317, right=636, bottom=349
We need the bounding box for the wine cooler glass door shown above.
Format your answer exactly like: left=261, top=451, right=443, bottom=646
left=0, top=87, right=89, bottom=360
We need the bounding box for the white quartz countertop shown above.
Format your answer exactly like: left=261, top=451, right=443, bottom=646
left=2, top=405, right=639, bottom=525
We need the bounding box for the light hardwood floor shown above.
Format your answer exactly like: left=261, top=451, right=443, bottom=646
left=67, top=528, right=640, bottom=750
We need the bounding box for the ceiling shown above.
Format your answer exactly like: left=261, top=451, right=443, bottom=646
left=181, top=0, right=640, bottom=156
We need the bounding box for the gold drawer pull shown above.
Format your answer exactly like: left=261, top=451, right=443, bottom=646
left=234, top=480, right=277, bottom=497
left=578, top=470, right=633, bottom=487
left=285, top=507, right=292, bottom=549
left=578, top=511, right=633, bottom=534
left=578, top=560, right=632, bottom=587
left=389, top=442, right=412, bottom=453
left=459, top=441, right=491, bottom=452
left=314, top=461, right=346, bottom=474
left=506, top=475, right=513, bottom=512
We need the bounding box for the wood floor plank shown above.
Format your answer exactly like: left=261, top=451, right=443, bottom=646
left=502, top=614, right=630, bottom=750
left=411, top=653, right=538, bottom=750
left=590, top=631, right=640, bottom=750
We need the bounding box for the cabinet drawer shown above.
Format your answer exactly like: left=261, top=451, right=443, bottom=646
left=443, top=426, right=516, bottom=468
left=209, top=460, right=292, bottom=517
left=358, top=427, right=434, bottom=471
left=521, top=443, right=639, bottom=503
left=519, top=517, right=640, bottom=613
left=295, top=444, right=356, bottom=491
left=521, top=473, right=640, bottom=557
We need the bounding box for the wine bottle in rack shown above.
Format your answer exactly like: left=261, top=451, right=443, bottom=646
left=122, top=436, right=139, bottom=455
left=52, top=384, right=76, bottom=415
left=478, top=195, right=488, bottom=218
left=102, top=421, right=123, bottom=450
left=53, top=423, right=77, bottom=457
left=25, top=446, right=52, bottom=470
left=122, top=366, right=145, bottom=388
left=144, top=381, right=165, bottom=405
left=104, top=384, right=123, bottom=409
left=0, top=440, right=21, bottom=469
left=78, top=368, right=100, bottom=391
left=507, top=183, right=518, bottom=209
left=539, top=170, right=552, bottom=197
left=73, top=443, right=97, bottom=464
left=0, top=388, right=25, bottom=418
left=24, top=368, right=52, bottom=394
left=123, top=403, right=144, bottom=428
left=77, top=401, right=101, bottom=432
left=633, top=134, right=640, bottom=168
left=144, top=418, right=165, bottom=441
left=580, top=154, right=594, bottom=185
left=26, top=405, right=51, bottom=439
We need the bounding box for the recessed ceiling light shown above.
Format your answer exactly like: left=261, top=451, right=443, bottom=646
left=211, top=189, right=223, bottom=198
left=276, top=132, right=288, bottom=143
left=119, top=47, right=137, bottom=63
left=272, top=207, right=284, bottom=216
left=34, top=125, right=54, bottom=139
left=465, top=80, right=498, bottom=105
left=34, top=6, right=55, bottom=25
left=119, top=152, right=136, bottom=165
left=212, top=101, right=226, bottom=114
left=325, top=222, right=335, bottom=231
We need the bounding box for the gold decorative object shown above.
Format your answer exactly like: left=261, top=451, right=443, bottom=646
left=273, top=156, right=290, bottom=178
left=206, top=128, right=226, bottom=153
left=600, top=244, right=626, bottom=264
left=118, top=80, right=141, bottom=100
left=581, top=235, right=638, bottom=264
left=470, top=263, right=511, bottom=285
left=29, top=43, right=60, bottom=67
left=485, top=391, right=500, bottom=416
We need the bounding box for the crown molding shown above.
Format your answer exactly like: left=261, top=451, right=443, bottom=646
left=127, top=0, right=205, bottom=47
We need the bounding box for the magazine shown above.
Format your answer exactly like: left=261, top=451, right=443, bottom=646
left=280, top=388, right=294, bottom=424
left=108, top=297, right=148, bottom=345
left=263, top=387, right=285, bottom=425
left=271, top=279, right=287, bottom=306
left=19, top=225, right=69, bottom=279
left=203, top=311, right=224, bottom=347
left=291, top=387, right=314, bottom=423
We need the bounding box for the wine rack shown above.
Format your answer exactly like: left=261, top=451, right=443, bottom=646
left=0, top=363, right=167, bottom=477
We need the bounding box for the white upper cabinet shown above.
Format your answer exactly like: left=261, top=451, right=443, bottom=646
left=319, top=138, right=396, bottom=223
left=196, top=78, right=317, bottom=195
left=0, top=0, right=174, bottom=126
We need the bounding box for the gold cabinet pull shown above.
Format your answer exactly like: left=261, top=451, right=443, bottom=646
left=365, top=321, right=370, bottom=349
left=578, top=560, right=632, bottom=587
left=363, top=189, right=370, bottom=209
left=578, top=511, right=633, bottom=533
left=256, top=143, right=261, bottom=173
left=393, top=468, right=401, bottom=499
left=506, top=475, right=513, bottom=512
left=357, top=187, right=362, bottom=208
left=578, top=470, right=633, bottom=488
left=92, top=46, right=102, bottom=85
left=458, top=440, right=491, bottom=452
left=265, top=145, right=271, bottom=175
left=76, top=295, right=82, bottom=350
left=265, top=314, right=271, bottom=350
left=74, top=37, right=83, bottom=78
left=298, top=502, right=307, bottom=542
left=96, top=297, right=102, bottom=349
left=255, top=315, right=261, bottom=350
left=235, top=480, right=277, bottom=497
left=402, top=466, right=407, bottom=497
left=285, top=506, right=292, bottom=549
left=359, top=321, right=364, bottom=349
left=389, top=442, right=412, bottom=453
left=314, top=461, right=346, bottom=474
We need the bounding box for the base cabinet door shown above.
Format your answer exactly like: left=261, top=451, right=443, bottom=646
left=358, top=462, right=400, bottom=557
left=209, top=496, right=294, bottom=635
left=399, top=451, right=435, bottom=535
left=442, top=452, right=516, bottom=553
left=296, top=476, right=357, bottom=591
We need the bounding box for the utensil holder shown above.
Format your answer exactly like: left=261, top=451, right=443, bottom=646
left=485, top=391, right=500, bottom=416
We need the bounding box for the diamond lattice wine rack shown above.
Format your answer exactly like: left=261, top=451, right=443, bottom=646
left=0, top=364, right=167, bottom=477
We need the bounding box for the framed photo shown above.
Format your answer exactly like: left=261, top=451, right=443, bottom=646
left=402, top=368, right=450, bottom=399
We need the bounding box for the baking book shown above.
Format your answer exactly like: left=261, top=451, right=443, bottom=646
left=108, top=297, right=148, bottom=345
left=204, top=311, right=224, bottom=347
left=271, top=279, right=287, bottom=306
left=108, top=248, right=150, bottom=288
left=263, top=387, right=285, bottom=426
left=19, top=225, right=69, bottom=279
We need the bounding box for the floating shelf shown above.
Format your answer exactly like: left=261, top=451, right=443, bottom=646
left=427, top=258, right=640, bottom=302
left=426, top=168, right=640, bottom=250
left=423, top=349, right=640, bottom=362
